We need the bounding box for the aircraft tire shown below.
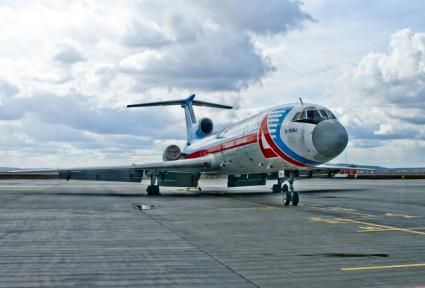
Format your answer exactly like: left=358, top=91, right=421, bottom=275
left=283, top=191, right=291, bottom=206
left=282, top=184, right=289, bottom=193
left=272, top=184, right=281, bottom=193
left=146, top=185, right=161, bottom=196
left=153, top=185, right=160, bottom=196
left=291, top=192, right=299, bottom=206
left=146, top=185, right=153, bottom=196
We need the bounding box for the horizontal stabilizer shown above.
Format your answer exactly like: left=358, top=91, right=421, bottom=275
left=127, top=94, right=232, bottom=145
left=127, top=94, right=233, bottom=109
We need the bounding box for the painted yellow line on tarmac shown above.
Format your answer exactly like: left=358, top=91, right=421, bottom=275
left=334, top=218, right=425, bottom=235
left=341, top=263, right=425, bottom=271
left=385, top=212, right=420, bottom=219
left=304, top=204, right=377, bottom=218
left=358, top=226, right=425, bottom=233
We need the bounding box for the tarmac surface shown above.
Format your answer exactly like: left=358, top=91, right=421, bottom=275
left=0, top=178, right=424, bottom=287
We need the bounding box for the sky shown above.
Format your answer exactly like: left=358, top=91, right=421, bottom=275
left=0, top=0, right=424, bottom=168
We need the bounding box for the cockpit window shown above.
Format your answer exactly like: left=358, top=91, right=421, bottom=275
left=319, top=109, right=328, bottom=118
left=310, top=110, right=321, bottom=122
left=326, top=110, right=336, bottom=119
left=292, top=112, right=301, bottom=121
left=292, top=107, right=336, bottom=124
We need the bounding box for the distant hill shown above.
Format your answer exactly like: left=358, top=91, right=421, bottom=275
left=332, top=163, right=425, bottom=174
left=0, top=167, right=50, bottom=172
left=0, top=167, right=22, bottom=172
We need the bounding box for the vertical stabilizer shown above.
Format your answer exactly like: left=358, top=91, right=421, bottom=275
left=127, top=94, right=233, bottom=147
left=182, top=94, right=197, bottom=145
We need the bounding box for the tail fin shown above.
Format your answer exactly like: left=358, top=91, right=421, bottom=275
left=127, top=94, right=232, bottom=146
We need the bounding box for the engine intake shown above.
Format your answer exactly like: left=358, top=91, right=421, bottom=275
left=196, top=118, right=214, bottom=137
left=163, top=145, right=182, bottom=161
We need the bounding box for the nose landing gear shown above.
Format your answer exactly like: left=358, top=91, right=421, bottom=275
left=276, top=171, right=299, bottom=206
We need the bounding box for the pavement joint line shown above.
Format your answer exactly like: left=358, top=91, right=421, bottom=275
left=341, top=263, right=425, bottom=271
left=141, top=211, right=261, bottom=288
left=119, top=195, right=261, bottom=288
left=333, top=217, right=425, bottom=236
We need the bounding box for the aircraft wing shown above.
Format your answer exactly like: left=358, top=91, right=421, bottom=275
left=295, top=163, right=374, bottom=178
left=11, top=156, right=215, bottom=183
left=314, top=163, right=374, bottom=170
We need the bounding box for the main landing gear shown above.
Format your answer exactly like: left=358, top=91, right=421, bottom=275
left=146, top=174, right=161, bottom=196
left=273, top=171, right=299, bottom=206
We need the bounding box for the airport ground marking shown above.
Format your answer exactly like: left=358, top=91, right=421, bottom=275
left=309, top=216, right=425, bottom=235
left=341, top=263, right=425, bottom=271
left=333, top=218, right=425, bottom=236
left=304, top=204, right=377, bottom=218
left=309, top=217, right=348, bottom=224
left=357, top=226, right=425, bottom=233
left=357, top=225, right=403, bottom=233
left=384, top=213, right=420, bottom=219
left=305, top=204, right=421, bottom=221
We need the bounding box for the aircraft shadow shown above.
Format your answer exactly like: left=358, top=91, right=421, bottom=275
left=9, top=187, right=370, bottom=198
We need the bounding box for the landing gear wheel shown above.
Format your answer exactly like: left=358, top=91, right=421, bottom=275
left=146, top=185, right=153, bottom=196
left=291, top=192, right=299, bottom=206
left=282, top=184, right=289, bottom=193
left=272, top=184, right=281, bottom=194
left=283, top=191, right=292, bottom=206
left=146, top=185, right=160, bottom=196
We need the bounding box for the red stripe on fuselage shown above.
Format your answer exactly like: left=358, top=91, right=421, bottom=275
left=257, top=125, right=278, bottom=158
left=259, top=115, right=309, bottom=167
left=187, top=133, right=258, bottom=159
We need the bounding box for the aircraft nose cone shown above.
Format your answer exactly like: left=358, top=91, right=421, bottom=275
left=312, top=120, right=348, bottom=158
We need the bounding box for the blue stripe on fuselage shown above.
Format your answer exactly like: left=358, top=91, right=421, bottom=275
left=268, top=106, right=321, bottom=166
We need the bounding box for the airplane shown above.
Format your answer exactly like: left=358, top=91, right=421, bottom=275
left=37, top=93, right=350, bottom=206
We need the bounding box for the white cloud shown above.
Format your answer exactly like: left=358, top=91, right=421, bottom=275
left=0, top=0, right=313, bottom=167
left=340, top=29, right=425, bottom=109
left=54, top=45, right=85, bottom=64
left=114, top=0, right=312, bottom=92
left=336, top=29, right=425, bottom=136
left=0, top=79, right=19, bottom=100
left=1, top=1, right=423, bottom=168
left=332, top=29, right=425, bottom=166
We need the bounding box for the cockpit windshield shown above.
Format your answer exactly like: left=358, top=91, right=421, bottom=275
left=292, top=106, right=336, bottom=124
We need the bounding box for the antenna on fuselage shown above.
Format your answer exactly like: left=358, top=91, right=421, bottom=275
left=299, top=97, right=304, bottom=105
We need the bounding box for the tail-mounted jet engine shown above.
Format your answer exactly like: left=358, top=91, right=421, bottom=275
left=196, top=118, right=214, bottom=138
left=163, top=144, right=182, bottom=161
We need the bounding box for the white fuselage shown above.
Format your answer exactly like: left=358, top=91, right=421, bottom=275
left=183, top=103, right=348, bottom=174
